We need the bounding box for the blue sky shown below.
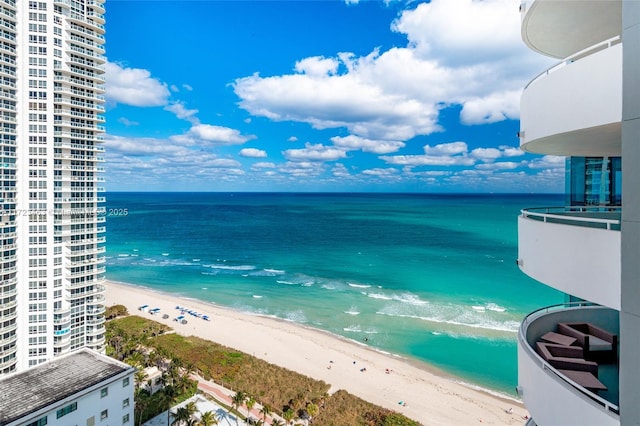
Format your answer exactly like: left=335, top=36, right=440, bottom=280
left=103, top=0, right=563, bottom=192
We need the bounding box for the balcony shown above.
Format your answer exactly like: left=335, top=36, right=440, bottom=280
left=518, top=207, right=620, bottom=309
left=519, top=39, right=622, bottom=156
left=520, top=0, right=622, bottom=59
left=518, top=304, right=619, bottom=425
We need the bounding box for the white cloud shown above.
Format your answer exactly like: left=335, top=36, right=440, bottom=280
left=117, top=117, right=139, bottom=126
left=288, top=136, right=298, bottom=142
left=331, top=163, right=352, bottom=178
left=460, top=90, right=521, bottom=125
left=330, top=135, right=405, bottom=154
left=187, top=124, right=255, bottom=145
left=475, top=161, right=520, bottom=170
left=294, top=56, right=340, bottom=77
left=471, top=147, right=502, bottom=162
left=165, top=102, right=199, bottom=123
left=500, top=146, right=525, bottom=157
left=391, top=0, right=521, bottom=66
left=381, top=154, right=475, bottom=167
left=183, top=84, right=193, bottom=91
left=233, top=0, right=552, bottom=141
left=361, top=168, right=399, bottom=177
left=283, top=143, right=348, bottom=162
left=240, top=148, right=267, bottom=158
left=106, top=135, right=185, bottom=156
left=252, top=162, right=276, bottom=169
left=105, top=61, right=171, bottom=107
left=279, top=161, right=326, bottom=177
left=528, top=155, right=565, bottom=169
left=423, top=141, right=468, bottom=156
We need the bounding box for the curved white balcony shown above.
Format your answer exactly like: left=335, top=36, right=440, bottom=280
left=518, top=207, right=620, bottom=309
left=519, top=40, right=622, bottom=156
left=521, top=0, right=621, bottom=59
left=518, top=304, right=619, bottom=425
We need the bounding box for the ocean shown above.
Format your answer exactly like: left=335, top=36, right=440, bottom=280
left=104, top=192, right=563, bottom=395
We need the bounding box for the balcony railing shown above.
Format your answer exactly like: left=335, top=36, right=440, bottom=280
left=525, top=36, right=622, bottom=91
left=521, top=206, right=621, bottom=230
left=519, top=303, right=620, bottom=422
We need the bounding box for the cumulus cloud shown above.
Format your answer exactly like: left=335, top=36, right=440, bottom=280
left=233, top=0, right=552, bottom=142
left=460, top=90, right=521, bottom=124
left=240, top=148, right=267, bottom=158
left=283, top=143, right=348, bottom=162
left=381, top=142, right=476, bottom=166
left=165, top=102, right=199, bottom=123
left=362, top=168, right=399, bottom=177
left=381, top=141, right=525, bottom=167
left=186, top=124, right=255, bottom=145
left=501, top=146, right=525, bottom=157
left=330, top=135, right=405, bottom=154
left=252, top=162, right=276, bottom=169
left=471, top=147, right=502, bottom=162
left=118, top=117, right=138, bottom=126
left=105, top=61, right=171, bottom=107
left=294, top=56, right=340, bottom=77
left=391, top=0, right=521, bottom=66
left=476, top=161, right=521, bottom=170
left=528, top=155, right=565, bottom=169
left=423, top=141, right=468, bottom=156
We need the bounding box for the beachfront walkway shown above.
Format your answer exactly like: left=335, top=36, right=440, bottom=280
left=142, top=375, right=285, bottom=426
left=143, top=394, right=244, bottom=426
left=194, top=374, right=285, bottom=425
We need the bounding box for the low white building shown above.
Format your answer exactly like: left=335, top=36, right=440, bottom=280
left=0, top=349, right=135, bottom=426
left=142, top=366, right=164, bottom=395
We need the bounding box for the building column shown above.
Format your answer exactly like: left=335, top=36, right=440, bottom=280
left=620, top=1, right=640, bottom=424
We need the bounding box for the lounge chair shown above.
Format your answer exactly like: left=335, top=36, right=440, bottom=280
left=535, top=342, right=598, bottom=375
left=557, top=322, right=618, bottom=363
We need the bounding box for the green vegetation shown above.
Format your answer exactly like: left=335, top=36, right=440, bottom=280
left=106, top=314, right=421, bottom=426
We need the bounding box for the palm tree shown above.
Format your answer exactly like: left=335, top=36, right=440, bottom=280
left=134, top=388, right=151, bottom=426
left=184, top=401, right=198, bottom=418
left=199, top=411, right=219, bottom=426
left=259, top=404, right=271, bottom=425
left=134, top=370, right=148, bottom=390
left=271, top=419, right=285, bottom=426
left=171, top=406, right=191, bottom=426
left=231, top=391, right=246, bottom=426
left=305, top=402, right=319, bottom=418
left=282, top=408, right=295, bottom=425
left=126, top=350, right=145, bottom=369
left=245, top=395, right=256, bottom=419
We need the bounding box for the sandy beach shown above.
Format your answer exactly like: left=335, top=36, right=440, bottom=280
left=106, top=280, right=528, bottom=425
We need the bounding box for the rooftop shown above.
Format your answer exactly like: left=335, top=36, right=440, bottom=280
left=0, top=349, right=134, bottom=425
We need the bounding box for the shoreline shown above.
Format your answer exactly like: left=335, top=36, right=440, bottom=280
left=105, top=279, right=528, bottom=425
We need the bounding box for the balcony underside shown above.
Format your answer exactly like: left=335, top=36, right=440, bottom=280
left=518, top=305, right=619, bottom=425
left=520, top=122, right=620, bottom=156
left=521, top=0, right=621, bottom=59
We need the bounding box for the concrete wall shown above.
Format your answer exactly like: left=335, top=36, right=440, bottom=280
left=620, top=1, right=640, bottom=425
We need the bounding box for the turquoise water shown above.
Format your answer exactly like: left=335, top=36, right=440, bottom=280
left=105, top=192, right=563, bottom=395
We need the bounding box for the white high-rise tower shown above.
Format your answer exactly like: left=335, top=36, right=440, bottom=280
left=0, top=0, right=106, bottom=374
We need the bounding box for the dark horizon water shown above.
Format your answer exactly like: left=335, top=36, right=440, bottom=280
left=104, top=192, right=564, bottom=395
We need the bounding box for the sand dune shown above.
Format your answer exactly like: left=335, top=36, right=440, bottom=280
left=106, top=280, right=528, bottom=425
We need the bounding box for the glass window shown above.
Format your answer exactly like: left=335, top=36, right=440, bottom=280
left=100, top=387, right=108, bottom=398
left=26, top=417, right=47, bottom=426
left=100, top=410, right=108, bottom=420
left=56, top=402, right=77, bottom=418
left=122, top=414, right=130, bottom=424
left=122, top=377, right=129, bottom=387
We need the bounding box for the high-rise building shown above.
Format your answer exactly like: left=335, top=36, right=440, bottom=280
left=516, top=0, right=639, bottom=424
left=0, top=0, right=106, bottom=375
